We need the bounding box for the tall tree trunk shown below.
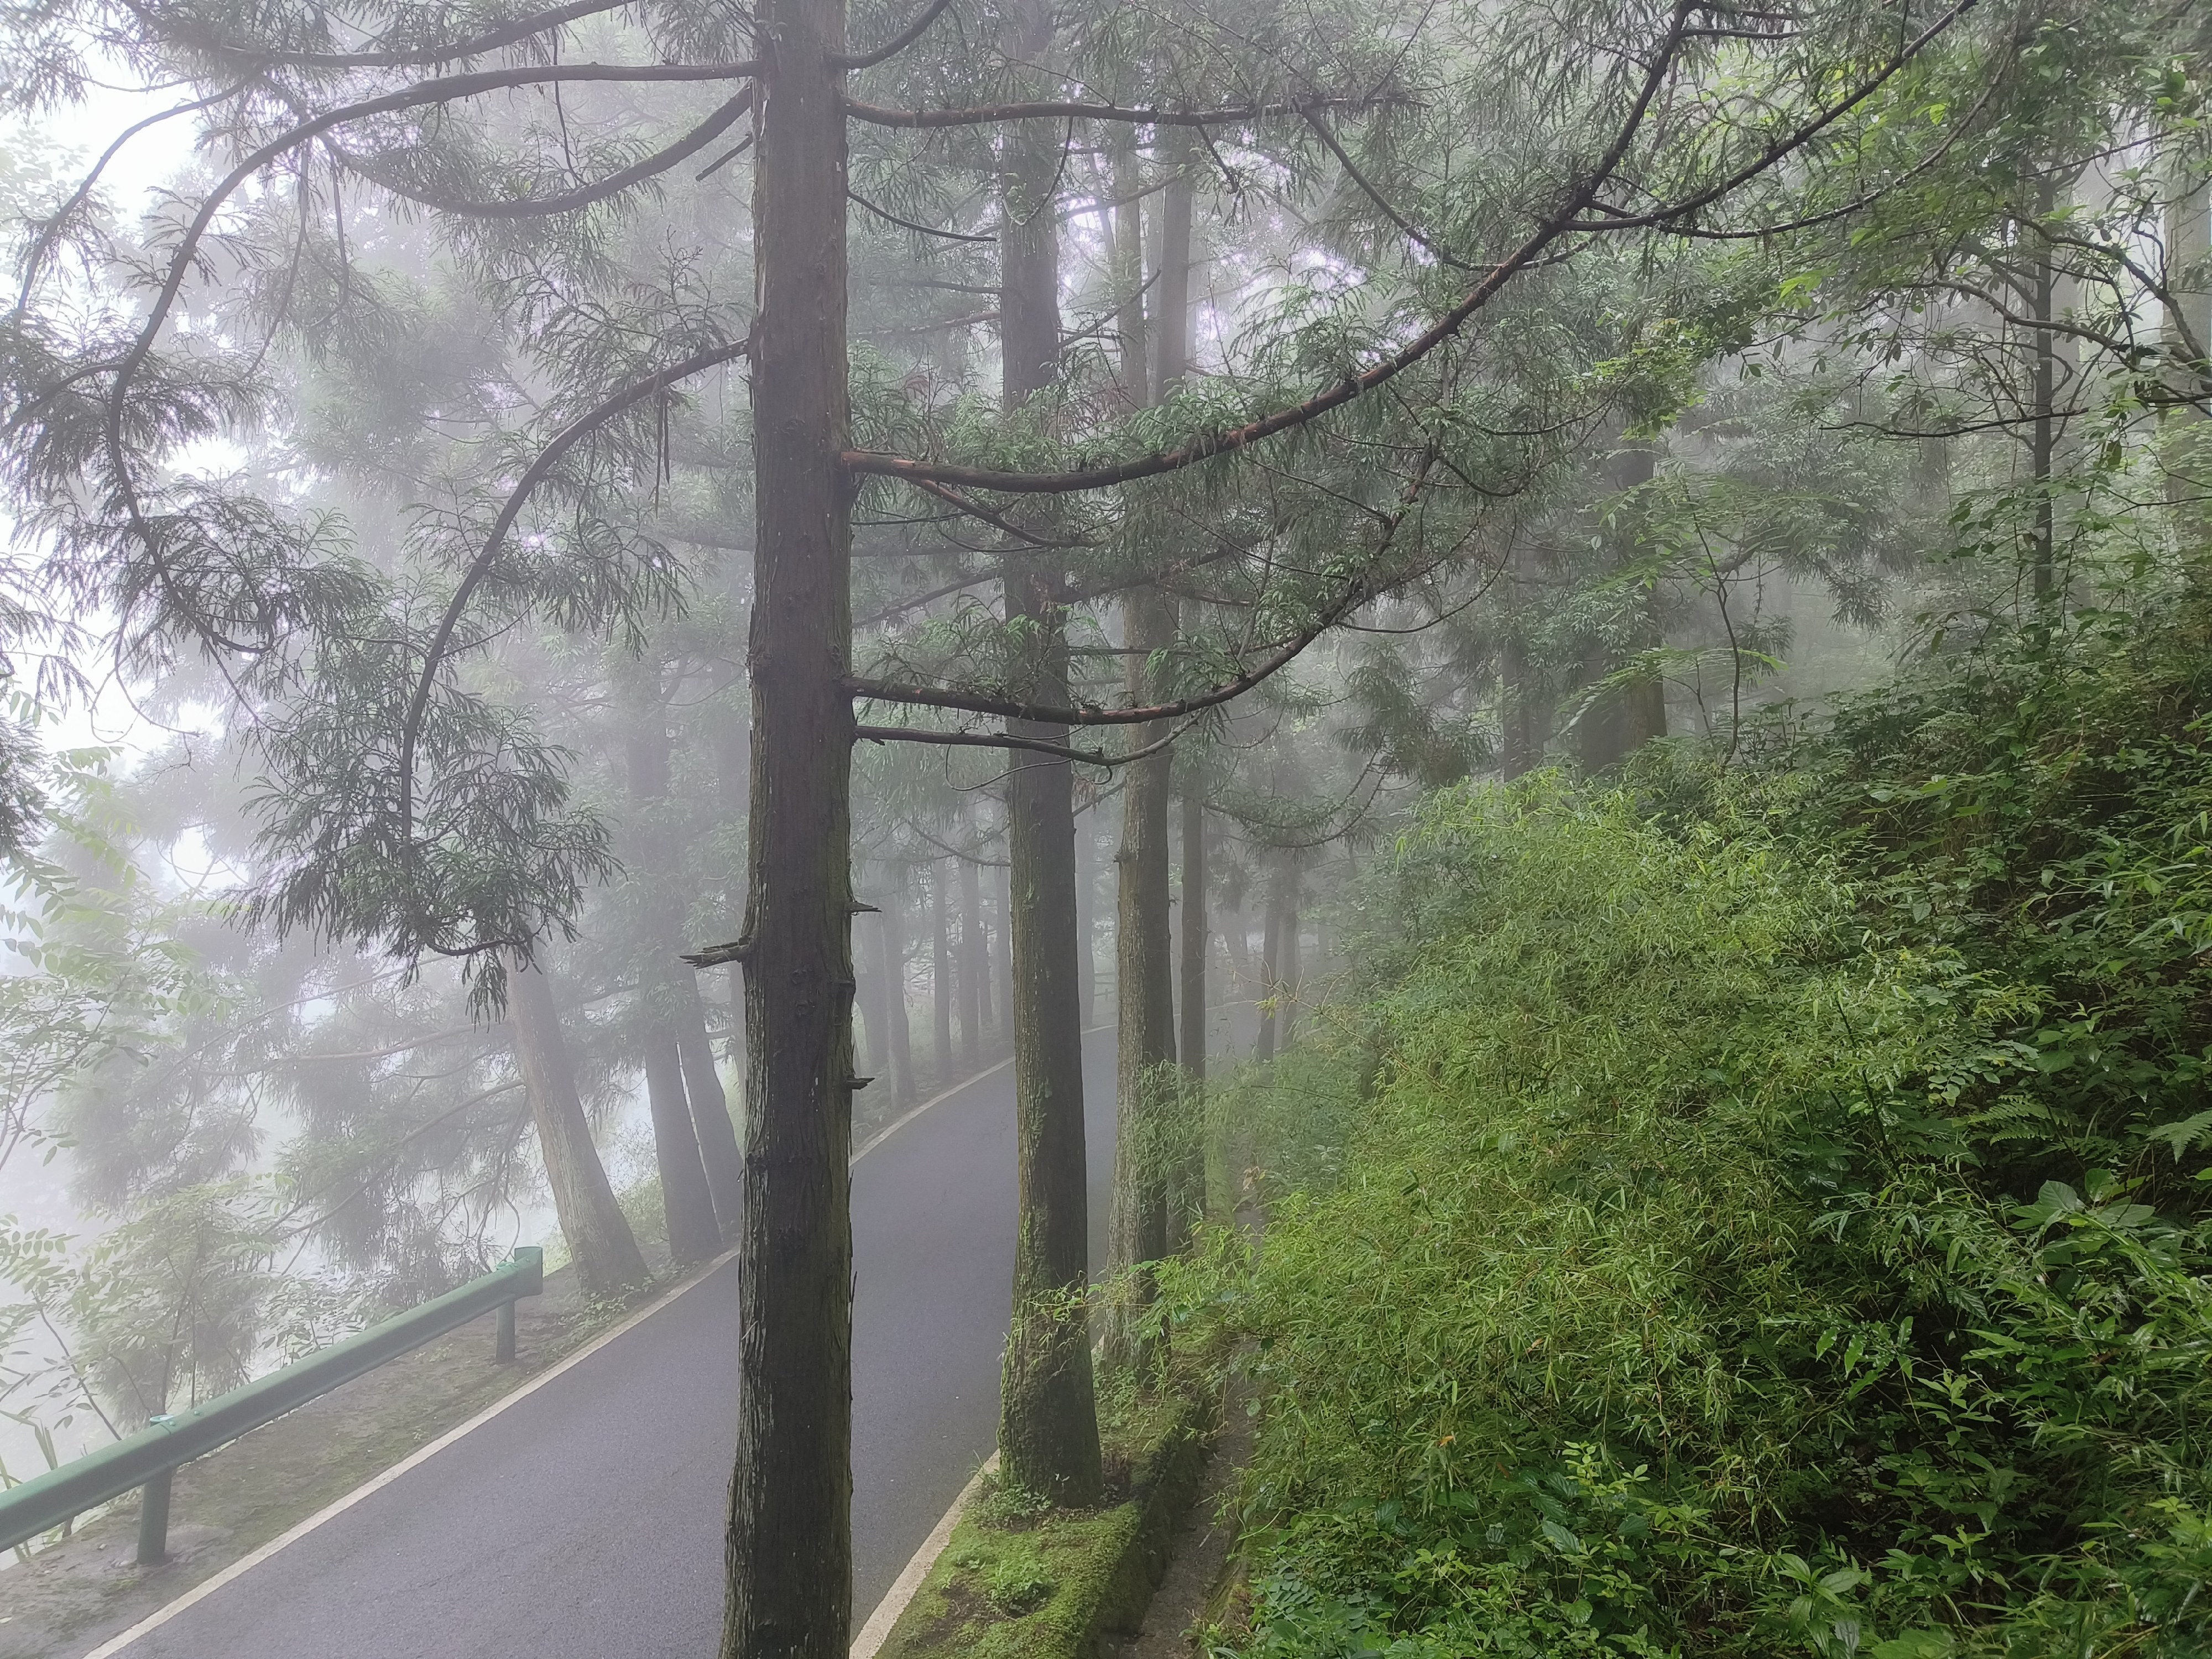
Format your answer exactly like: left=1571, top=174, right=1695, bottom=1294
left=1279, top=893, right=1302, bottom=1050
left=997, top=0, right=1103, bottom=1501
left=1175, top=773, right=1207, bottom=1246
left=959, top=857, right=985, bottom=1071
left=1104, top=591, right=1178, bottom=1365
left=931, top=863, right=955, bottom=1086
left=1103, top=151, right=1192, bottom=1363
left=676, top=973, right=744, bottom=1229
left=1255, top=893, right=1280, bottom=1063
left=646, top=1038, right=721, bottom=1265
left=2030, top=173, right=2066, bottom=607
left=855, top=883, right=889, bottom=1085
left=508, top=958, right=648, bottom=1297
left=994, top=860, right=1014, bottom=1051
left=722, top=0, right=855, bottom=1648
left=870, top=886, right=917, bottom=1109
left=622, top=654, right=724, bottom=1255
left=970, top=855, right=998, bottom=1053
left=1579, top=437, right=1664, bottom=770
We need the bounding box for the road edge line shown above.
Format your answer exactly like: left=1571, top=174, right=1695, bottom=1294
left=850, top=1021, right=1108, bottom=1167
left=84, top=1020, right=1110, bottom=1656
left=850, top=1453, right=996, bottom=1659
left=79, top=1245, right=742, bottom=1659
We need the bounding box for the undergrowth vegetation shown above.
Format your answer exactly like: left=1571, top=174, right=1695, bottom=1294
left=1172, top=599, right=2212, bottom=1657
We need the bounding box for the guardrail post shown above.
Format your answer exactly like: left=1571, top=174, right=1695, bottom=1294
left=495, top=1297, right=517, bottom=1363
left=136, top=1465, right=171, bottom=1566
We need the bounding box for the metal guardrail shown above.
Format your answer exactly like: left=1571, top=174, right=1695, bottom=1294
left=0, top=1245, right=542, bottom=1565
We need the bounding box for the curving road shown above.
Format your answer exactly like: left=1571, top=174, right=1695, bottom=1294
left=81, top=1027, right=1121, bottom=1659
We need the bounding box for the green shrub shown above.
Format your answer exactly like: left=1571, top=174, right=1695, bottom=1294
left=1176, top=729, right=2212, bottom=1658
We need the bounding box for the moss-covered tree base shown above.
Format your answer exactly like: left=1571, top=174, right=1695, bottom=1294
left=876, top=1380, right=1216, bottom=1659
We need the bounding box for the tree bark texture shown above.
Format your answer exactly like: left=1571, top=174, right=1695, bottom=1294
left=996, top=0, right=1103, bottom=1500
left=507, top=958, right=648, bottom=1297
left=721, top=0, right=855, bottom=1649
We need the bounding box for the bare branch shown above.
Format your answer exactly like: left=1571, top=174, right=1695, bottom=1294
left=398, top=337, right=752, bottom=842
left=340, top=87, right=755, bottom=218
left=192, top=0, right=632, bottom=69
left=854, top=718, right=1191, bottom=767
left=842, top=94, right=1378, bottom=129
left=841, top=0, right=1977, bottom=498
left=832, top=0, right=958, bottom=70
left=849, top=190, right=995, bottom=241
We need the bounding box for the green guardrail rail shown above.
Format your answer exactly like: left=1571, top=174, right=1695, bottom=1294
left=0, top=1245, right=542, bottom=1566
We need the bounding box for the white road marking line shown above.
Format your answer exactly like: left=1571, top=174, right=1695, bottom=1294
left=850, top=1454, right=995, bottom=1659
left=81, top=1245, right=742, bottom=1658
left=85, top=1025, right=1110, bottom=1656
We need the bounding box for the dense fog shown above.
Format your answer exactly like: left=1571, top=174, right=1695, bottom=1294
left=0, top=0, right=2205, bottom=1655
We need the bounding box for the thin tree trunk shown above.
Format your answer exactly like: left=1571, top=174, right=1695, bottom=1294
left=931, top=863, right=955, bottom=1087
left=508, top=958, right=648, bottom=1297
left=623, top=654, right=723, bottom=1255
left=1500, top=627, right=1540, bottom=779
left=1104, top=590, right=1178, bottom=1365
left=2030, top=173, right=2060, bottom=606
left=676, top=973, right=744, bottom=1230
left=646, top=1039, right=720, bottom=1265
left=1175, top=773, right=1207, bottom=1245
left=1280, top=895, right=1302, bottom=1050
left=721, top=0, right=855, bottom=1647
left=959, top=857, right=985, bottom=1072
left=1255, top=894, right=1280, bottom=1063
left=1178, top=785, right=1206, bottom=1089
left=871, top=887, right=917, bottom=1109
left=1073, top=807, right=1096, bottom=1024
left=855, top=883, right=889, bottom=1084
left=971, top=856, right=998, bottom=1052
left=712, top=660, right=752, bottom=1158
left=997, top=0, right=1103, bottom=1500
left=994, top=860, right=1014, bottom=1051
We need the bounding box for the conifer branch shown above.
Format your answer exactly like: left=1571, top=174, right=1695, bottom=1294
left=398, top=337, right=753, bottom=845
left=336, top=87, right=756, bottom=217
left=839, top=0, right=1975, bottom=498
left=831, top=0, right=959, bottom=70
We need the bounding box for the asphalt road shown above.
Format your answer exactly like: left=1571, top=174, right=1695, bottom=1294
left=91, top=1027, right=1121, bottom=1659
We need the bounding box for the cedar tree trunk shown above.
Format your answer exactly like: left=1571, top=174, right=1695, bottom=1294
left=997, top=0, right=1103, bottom=1500
left=719, top=0, right=856, bottom=1649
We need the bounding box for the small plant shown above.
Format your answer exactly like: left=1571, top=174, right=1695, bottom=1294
left=978, top=1473, right=1053, bottom=1527
left=980, top=1549, right=1056, bottom=1616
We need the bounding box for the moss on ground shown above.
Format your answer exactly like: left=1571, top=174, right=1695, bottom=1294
left=877, top=1374, right=1217, bottom=1659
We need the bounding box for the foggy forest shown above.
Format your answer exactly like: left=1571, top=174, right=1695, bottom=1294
left=0, top=0, right=2208, bottom=1655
